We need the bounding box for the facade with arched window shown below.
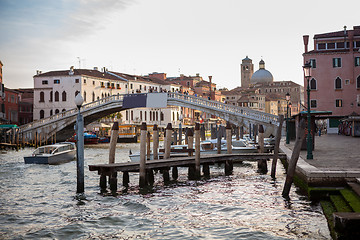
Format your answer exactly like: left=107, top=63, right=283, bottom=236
left=303, top=25, right=360, bottom=117
left=33, top=67, right=182, bottom=127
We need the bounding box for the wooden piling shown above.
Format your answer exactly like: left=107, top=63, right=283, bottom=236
left=187, top=128, right=194, bottom=157
left=153, top=125, right=159, bottom=160
left=200, top=124, right=206, bottom=141
left=240, top=125, right=244, bottom=139
left=282, top=119, right=306, bottom=198
left=109, top=122, right=119, bottom=164
left=217, top=125, right=222, bottom=154
left=235, top=126, right=240, bottom=140
left=147, top=131, right=151, bottom=160
left=178, top=125, right=182, bottom=145
left=164, top=123, right=172, bottom=183
left=225, top=122, right=233, bottom=175
left=100, top=174, right=107, bottom=193
left=16, top=129, right=19, bottom=151
left=257, top=124, right=267, bottom=174
left=195, top=123, right=201, bottom=179
left=123, top=172, right=129, bottom=188
left=173, top=129, right=177, bottom=146
left=253, top=124, right=258, bottom=144
left=271, top=115, right=284, bottom=178
left=139, top=122, right=147, bottom=188
left=185, top=127, right=188, bottom=144
left=109, top=172, right=118, bottom=193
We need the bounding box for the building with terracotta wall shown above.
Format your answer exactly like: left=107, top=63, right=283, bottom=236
left=1, top=61, right=6, bottom=122
left=18, top=88, right=34, bottom=125
left=4, top=88, right=20, bottom=124
left=303, top=25, right=360, bottom=118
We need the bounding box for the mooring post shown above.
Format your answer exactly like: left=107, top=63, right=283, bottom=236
left=282, top=119, right=306, bottom=198
left=139, top=122, right=147, bottom=188
left=164, top=123, right=172, bottom=183
left=153, top=124, right=159, bottom=160
left=257, top=125, right=267, bottom=174
left=100, top=174, right=107, bottom=193
left=200, top=124, right=206, bottom=141
left=123, top=172, right=129, bottom=188
left=240, top=125, right=244, bottom=139
left=185, top=127, right=188, bottom=144
left=235, top=126, right=240, bottom=140
left=187, top=128, right=196, bottom=179
left=271, top=115, right=284, bottom=178
left=249, top=123, right=252, bottom=141
left=187, top=128, right=194, bottom=157
left=147, top=131, right=151, bottom=160
left=195, top=123, right=201, bottom=179
left=173, top=129, right=177, bottom=146
left=75, top=95, right=85, bottom=194
left=109, top=172, right=118, bottom=193
left=109, top=122, right=119, bottom=164
left=225, top=122, right=233, bottom=176
left=253, top=124, right=258, bottom=144
left=16, top=129, right=19, bottom=151
left=178, top=122, right=182, bottom=145
left=217, top=125, right=222, bottom=154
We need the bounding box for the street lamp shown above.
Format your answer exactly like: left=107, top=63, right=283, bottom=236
left=75, top=94, right=85, bottom=194
left=303, top=61, right=313, bottom=159
left=285, top=93, right=291, bottom=144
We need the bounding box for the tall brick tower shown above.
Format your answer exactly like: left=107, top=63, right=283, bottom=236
left=241, top=56, right=253, bottom=88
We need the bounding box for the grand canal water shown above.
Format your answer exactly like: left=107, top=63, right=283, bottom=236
left=0, top=143, right=331, bottom=239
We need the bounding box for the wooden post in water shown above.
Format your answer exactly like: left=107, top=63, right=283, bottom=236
left=187, top=128, right=196, bottom=179
left=123, top=172, right=129, bottom=188
left=16, top=129, right=19, bottom=151
left=178, top=124, right=182, bottom=145
left=173, top=129, right=177, bottom=146
left=139, top=122, right=147, bottom=188
left=163, top=123, right=172, bottom=183
left=217, top=125, right=222, bottom=154
left=35, top=132, right=38, bottom=149
left=235, top=126, right=240, bottom=140
left=253, top=124, right=258, bottom=144
left=257, top=125, right=267, bottom=174
left=100, top=174, right=107, bottom=193
left=185, top=127, right=188, bottom=144
left=195, top=123, right=201, bottom=179
left=225, top=122, right=233, bottom=175
left=271, top=115, right=284, bottom=178
left=200, top=124, right=206, bottom=141
left=240, top=125, right=244, bottom=139
left=153, top=125, right=159, bottom=160
left=282, top=119, right=306, bottom=198
left=109, top=122, right=119, bottom=164
left=147, top=131, right=151, bottom=160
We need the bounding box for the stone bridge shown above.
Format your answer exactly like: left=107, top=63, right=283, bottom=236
left=19, top=92, right=280, bottom=142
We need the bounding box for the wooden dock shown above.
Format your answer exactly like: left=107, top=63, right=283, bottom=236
left=89, top=152, right=287, bottom=192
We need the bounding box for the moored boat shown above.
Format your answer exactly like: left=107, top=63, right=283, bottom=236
left=24, top=142, right=76, bottom=164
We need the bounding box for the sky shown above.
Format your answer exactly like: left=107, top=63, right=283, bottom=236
left=0, top=0, right=359, bottom=90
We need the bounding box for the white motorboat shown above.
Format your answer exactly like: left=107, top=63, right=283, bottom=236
left=24, top=142, right=76, bottom=165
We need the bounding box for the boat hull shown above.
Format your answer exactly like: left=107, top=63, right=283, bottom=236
left=24, top=150, right=76, bottom=165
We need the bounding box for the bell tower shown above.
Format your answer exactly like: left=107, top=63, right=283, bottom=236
left=241, top=56, right=253, bottom=88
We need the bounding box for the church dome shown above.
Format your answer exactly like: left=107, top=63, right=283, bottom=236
left=250, top=59, right=273, bottom=84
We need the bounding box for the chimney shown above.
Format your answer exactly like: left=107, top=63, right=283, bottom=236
left=69, top=66, right=74, bottom=75
left=303, top=35, right=309, bottom=53
left=93, top=67, right=98, bottom=71
left=348, top=30, right=354, bottom=51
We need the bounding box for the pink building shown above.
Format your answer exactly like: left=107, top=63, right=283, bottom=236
left=303, top=26, right=360, bottom=118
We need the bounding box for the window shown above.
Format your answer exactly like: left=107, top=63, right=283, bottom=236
left=140, top=111, right=142, bottom=120
left=39, top=91, right=45, bottom=102
left=357, top=95, right=360, bottom=107
left=337, top=42, right=345, bottom=48
left=310, top=59, right=316, bottom=68
left=335, top=77, right=342, bottom=89
left=150, top=111, right=152, bottom=121
left=345, top=79, right=350, bottom=85
left=317, top=43, right=326, bottom=50
left=309, top=78, right=316, bottom=90
left=130, top=84, right=133, bottom=89
left=126, top=111, right=129, bottom=121
left=75, top=91, right=80, bottom=97
left=83, top=91, right=86, bottom=102
left=336, top=99, right=343, bottom=107
left=327, top=42, right=335, bottom=49
left=131, top=110, right=133, bottom=120
left=49, top=91, right=53, bottom=102
left=357, top=76, right=360, bottom=89
left=75, top=79, right=79, bottom=83
left=310, top=100, right=317, bottom=108
left=50, top=109, right=53, bottom=116
left=84, top=79, right=86, bottom=84
left=62, top=109, right=66, bottom=112
left=92, top=92, right=95, bottom=102
left=40, top=110, right=44, bottom=119
left=42, top=80, right=48, bottom=85
left=160, top=112, right=164, bottom=121
left=144, top=111, right=147, bottom=121
left=333, top=58, right=342, bottom=68
left=54, top=79, right=60, bottom=84
left=55, top=91, right=59, bottom=102
left=355, top=57, right=360, bottom=67
left=62, top=91, right=66, bottom=101
left=93, top=81, right=95, bottom=85
left=55, top=109, right=59, bottom=114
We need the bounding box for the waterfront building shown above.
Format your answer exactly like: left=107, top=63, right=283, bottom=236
left=0, top=61, right=5, bottom=122
left=33, top=67, right=182, bottom=128
left=302, top=25, right=360, bottom=118
left=17, top=88, right=34, bottom=125
left=3, top=87, right=20, bottom=124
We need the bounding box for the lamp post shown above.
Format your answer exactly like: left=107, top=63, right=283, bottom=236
left=303, top=61, right=313, bottom=159
left=75, top=94, right=85, bottom=193
left=285, top=93, right=291, bottom=144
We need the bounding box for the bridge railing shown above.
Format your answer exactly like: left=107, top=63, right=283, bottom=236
left=167, top=92, right=279, bottom=125
left=20, top=94, right=124, bottom=132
